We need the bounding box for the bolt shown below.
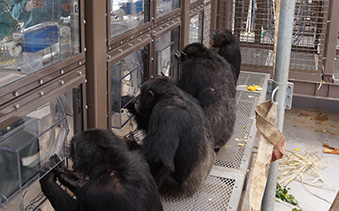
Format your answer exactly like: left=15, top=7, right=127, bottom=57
left=83, top=20, right=86, bottom=24
left=130, top=36, right=133, bottom=39
left=120, top=41, right=123, bottom=44
left=39, top=79, right=44, bottom=84
left=85, top=105, right=88, bottom=109
left=39, top=91, right=44, bottom=96
left=150, top=58, right=154, bottom=62
left=138, top=38, right=142, bottom=42
left=14, top=104, right=20, bottom=109
left=77, top=71, right=82, bottom=75
left=60, top=70, right=64, bottom=74
left=60, top=80, right=65, bottom=85
left=84, top=47, right=87, bottom=52
left=107, top=55, right=112, bottom=59
left=13, top=91, right=19, bottom=96
left=78, top=61, right=82, bottom=65
left=118, top=49, right=123, bottom=52
left=85, top=79, right=87, bottom=83
left=128, top=43, right=133, bottom=47
left=108, top=46, right=112, bottom=50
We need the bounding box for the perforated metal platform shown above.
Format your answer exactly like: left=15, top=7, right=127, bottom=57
left=161, top=71, right=270, bottom=211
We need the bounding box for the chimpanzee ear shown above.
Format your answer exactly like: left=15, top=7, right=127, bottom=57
left=223, top=33, right=229, bottom=42
left=145, top=90, right=155, bottom=104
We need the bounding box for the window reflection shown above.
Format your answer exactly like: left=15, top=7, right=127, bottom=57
left=156, top=0, right=180, bottom=17
left=156, top=27, right=180, bottom=78
left=111, top=46, right=148, bottom=129
left=189, top=12, right=203, bottom=44
left=110, top=0, right=150, bottom=38
left=0, top=0, right=80, bottom=87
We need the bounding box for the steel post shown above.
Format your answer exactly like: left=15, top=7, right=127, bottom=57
left=261, top=0, right=296, bottom=210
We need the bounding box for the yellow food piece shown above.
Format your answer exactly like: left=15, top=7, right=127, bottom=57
left=247, top=86, right=256, bottom=91
left=294, top=148, right=300, bottom=152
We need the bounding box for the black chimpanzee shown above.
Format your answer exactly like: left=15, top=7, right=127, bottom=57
left=175, top=43, right=237, bottom=150
left=39, top=129, right=163, bottom=211
left=210, top=27, right=241, bottom=83
left=125, top=76, right=216, bottom=198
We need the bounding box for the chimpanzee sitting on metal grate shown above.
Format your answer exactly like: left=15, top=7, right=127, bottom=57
left=39, top=129, right=163, bottom=211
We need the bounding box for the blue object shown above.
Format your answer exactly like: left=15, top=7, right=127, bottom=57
left=125, top=1, right=143, bottom=14
left=24, top=25, right=59, bottom=53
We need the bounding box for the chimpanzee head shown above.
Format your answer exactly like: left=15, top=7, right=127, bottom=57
left=70, top=129, right=129, bottom=178
left=135, top=76, right=177, bottom=117
left=175, top=43, right=208, bottom=63
left=210, top=28, right=234, bottom=47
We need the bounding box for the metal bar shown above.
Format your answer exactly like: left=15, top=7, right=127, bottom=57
left=261, top=0, right=296, bottom=210
left=84, top=0, right=107, bottom=128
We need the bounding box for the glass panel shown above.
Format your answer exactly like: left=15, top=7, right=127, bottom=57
left=110, top=45, right=148, bottom=129
left=110, top=0, right=150, bottom=38
left=189, top=12, right=203, bottom=44
left=0, top=0, right=81, bottom=86
left=156, top=27, right=180, bottom=78
left=156, top=0, right=180, bottom=17
left=0, top=93, right=76, bottom=207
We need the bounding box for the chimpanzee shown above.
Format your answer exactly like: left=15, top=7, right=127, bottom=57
left=125, top=76, right=216, bottom=197
left=210, top=27, right=241, bottom=83
left=175, top=43, right=237, bottom=150
left=39, top=129, right=163, bottom=211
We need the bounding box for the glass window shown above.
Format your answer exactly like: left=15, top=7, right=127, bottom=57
left=0, top=0, right=81, bottom=86
left=156, top=0, right=180, bottom=17
left=110, top=46, right=148, bottom=129
left=0, top=90, right=79, bottom=208
left=156, top=27, right=180, bottom=78
left=189, top=12, right=203, bottom=44
left=110, top=0, right=150, bottom=38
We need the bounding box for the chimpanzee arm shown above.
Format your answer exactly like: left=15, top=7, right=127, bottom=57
left=142, top=106, right=182, bottom=187
left=40, top=164, right=76, bottom=211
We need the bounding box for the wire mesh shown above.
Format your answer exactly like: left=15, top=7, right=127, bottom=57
left=218, top=0, right=329, bottom=73
left=214, top=72, right=266, bottom=169
left=161, top=176, right=235, bottom=211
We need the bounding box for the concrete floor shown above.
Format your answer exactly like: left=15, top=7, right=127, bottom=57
left=275, top=107, right=339, bottom=211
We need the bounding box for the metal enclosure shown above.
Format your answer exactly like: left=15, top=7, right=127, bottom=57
left=86, top=0, right=215, bottom=128
left=0, top=0, right=87, bottom=209
left=216, top=0, right=339, bottom=108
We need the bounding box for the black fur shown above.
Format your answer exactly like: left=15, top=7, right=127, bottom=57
left=210, top=28, right=241, bottom=83
left=126, top=76, right=215, bottom=197
left=40, top=129, right=163, bottom=211
left=177, top=43, right=237, bottom=149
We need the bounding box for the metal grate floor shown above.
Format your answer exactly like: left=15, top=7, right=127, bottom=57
left=161, top=71, right=270, bottom=210
left=241, top=47, right=318, bottom=72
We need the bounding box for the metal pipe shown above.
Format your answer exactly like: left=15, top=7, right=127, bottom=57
left=261, top=0, right=296, bottom=210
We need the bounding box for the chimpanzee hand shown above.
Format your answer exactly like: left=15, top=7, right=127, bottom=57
left=39, top=155, right=60, bottom=187
left=124, top=132, right=140, bottom=151
left=56, top=168, right=88, bottom=194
